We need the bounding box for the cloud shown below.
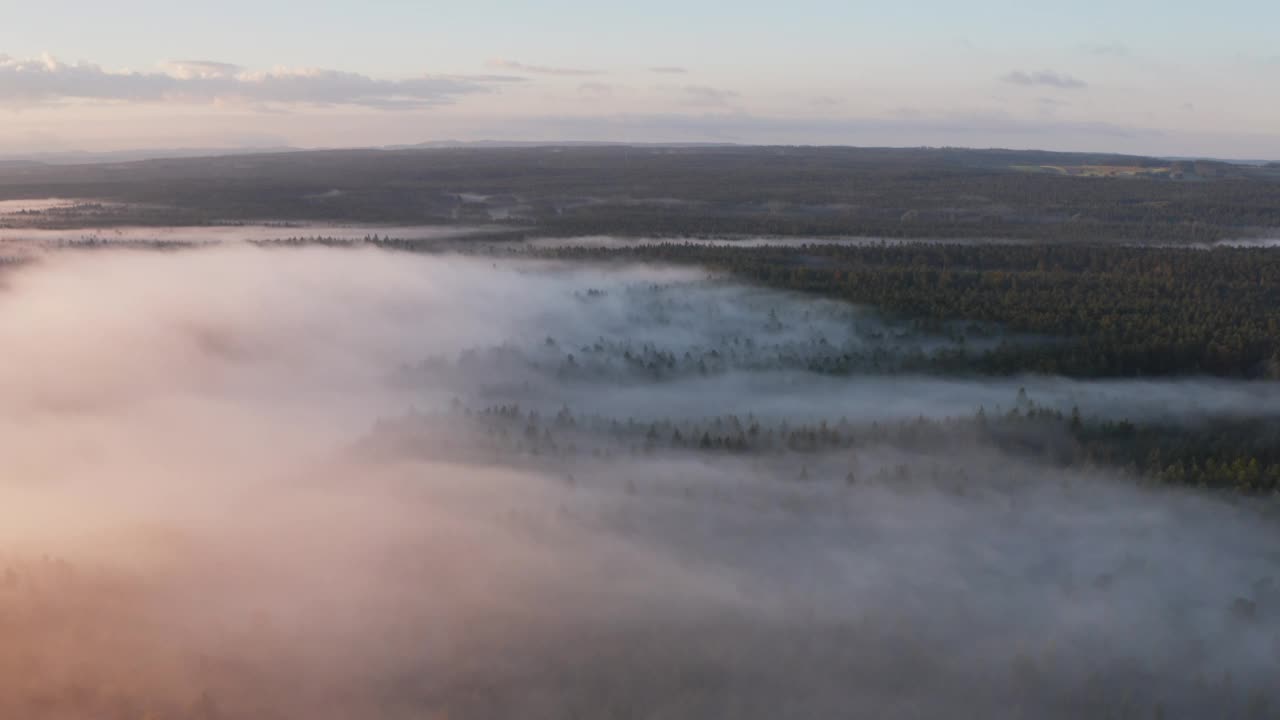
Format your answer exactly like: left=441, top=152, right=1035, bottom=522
left=577, top=82, right=614, bottom=99
left=487, top=58, right=600, bottom=76
left=679, top=84, right=739, bottom=106
left=1035, top=96, right=1070, bottom=118
left=649, top=66, right=688, bottom=74
left=1001, top=70, right=1087, bottom=90
left=0, top=53, right=519, bottom=109
left=810, top=95, right=844, bottom=108
left=164, top=59, right=242, bottom=79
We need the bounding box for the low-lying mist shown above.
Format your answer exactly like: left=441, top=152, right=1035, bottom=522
left=2, top=245, right=1277, bottom=719
left=0, top=224, right=501, bottom=244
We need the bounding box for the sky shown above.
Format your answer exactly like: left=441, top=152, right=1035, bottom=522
left=2, top=0, right=1279, bottom=158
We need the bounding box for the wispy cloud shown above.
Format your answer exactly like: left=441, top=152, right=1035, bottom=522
left=577, top=82, right=614, bottom=99
left=679, top=85, right=738, bottom=106
left=1001, top=69, right=1087, bottom=90
left=487, top=58, right=600, bottom=76
left=1035, top=96, right=1070, bottom=118
left=649, top=66, right=688, bottom=74
left=165, top=60, right=243, bottom=79
left=0, top=54, right=520, bottom=109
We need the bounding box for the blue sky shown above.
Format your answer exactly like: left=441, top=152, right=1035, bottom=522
left=3, top=1, right=1278, bottom=156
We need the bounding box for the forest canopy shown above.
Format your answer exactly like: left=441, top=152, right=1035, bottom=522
left=3, top=146, right=1280, bottom=243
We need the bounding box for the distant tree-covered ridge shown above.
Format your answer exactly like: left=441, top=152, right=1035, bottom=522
left=3, top=145, right=1280, bottom=243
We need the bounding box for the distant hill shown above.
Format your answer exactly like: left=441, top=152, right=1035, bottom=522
left=387, top=140, right=741, bottom=150
left=1, top=144, right=1278, bottom=244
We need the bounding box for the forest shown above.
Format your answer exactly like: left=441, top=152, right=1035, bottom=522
left=4, top=145, right=1280, bottom=243
left=368, top=396, right=1280, bottom=493
left=531, top=242, right=1280, bottom=378
left=458, top=241, right=1280, bottom=493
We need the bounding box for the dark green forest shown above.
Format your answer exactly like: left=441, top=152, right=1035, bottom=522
left=4, top=145, right=1280, bottom=243
left=375, top=399, right=1280, bottom=494
left=502, top=240, right=1280, bottom=493
left=533, top=242, right=1280, bottom=379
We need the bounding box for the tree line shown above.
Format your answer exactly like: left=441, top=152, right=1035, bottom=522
left=535, top=242, right=1280, bottom=378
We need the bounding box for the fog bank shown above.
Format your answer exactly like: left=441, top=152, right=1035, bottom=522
left=1, top=245, right=1277, bottom=719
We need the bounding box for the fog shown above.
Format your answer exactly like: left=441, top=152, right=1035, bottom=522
left=433, top=371, right=1280, bottom=432
left=522, top=234, right=1280, bottom=251
left=2, top=245, right=1277, bottom=719
left=0, top=198, right=91, bottom=214
left=520, top=235, right=1026, bottom=250
left=0, top=222, right=503, bottom=247
left=1218, top=237, right=1280, bottom=249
